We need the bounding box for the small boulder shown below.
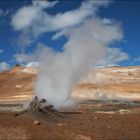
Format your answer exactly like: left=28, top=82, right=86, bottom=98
left=33, top=120, right=40, bottom=125
left=13, top=113, right=19, bottom=117
left=94, top=116, right=99, bottom=119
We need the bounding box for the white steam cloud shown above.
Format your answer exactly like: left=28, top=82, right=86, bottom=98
left=35, top=19, right=123, bottom=109
left=11, top=1, right=123, bottom=109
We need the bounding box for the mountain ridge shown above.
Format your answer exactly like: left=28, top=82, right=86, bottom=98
left=0, top=65, right=140, bottom=102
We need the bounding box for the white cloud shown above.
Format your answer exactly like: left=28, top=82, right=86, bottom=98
left=52, top=18, right=115, bottom=40
left=102, top=18, right=112, bottom=24
left=11, top=6, right=40, bottom=30
left=0, top=49, right=4, bottom=53
left=12, top=0, right=126, bottom=69
left=11, top=1, right=58, bottom=31
left=0, top=8, right=11, bottom=17
left=13, top=31, right=35, bottom=47
left=26, top=61, right=39, bottom=67
left=0, top=62, right=10, bottom=72
left=11, top=0, right=111, bottom=47
left=0, top=8, right=3, bottom=16
left=32, top=1, right=58, bottom=9
left=133, top=56, right=140, bottom=63
left=13, top=43, right=48, bottom=63
left=14, top=51, right=39, bottom=63
left=97, top=47, right=129, bottom=66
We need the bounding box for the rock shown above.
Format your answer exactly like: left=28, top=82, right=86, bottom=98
left=75, top=134, right=91, bottom=140
left=29, top=96, right=41, bottom=112
left=40, top=98, right=47, bottom=103
left=33, top=120, right=40, bottom=125
left=13, top=113, right=19, bottom=116
left=57, top=123, right=65, bottom=126
left=119, top=109, right=130, bottom=114
left=94, top=116, right=99, bottom=119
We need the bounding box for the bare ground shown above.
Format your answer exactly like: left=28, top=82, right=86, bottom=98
left=0, top=103, right=140, bottom=140
left=0, top=112, right=140, bottom=140
left=0, top=66, right=140, bottom=139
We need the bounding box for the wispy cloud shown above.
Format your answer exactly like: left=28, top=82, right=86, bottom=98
left=11, top=0, right=111, bottom=47
left=0, top=62, right=10, bottom=72
left=13, top=43, right=46, bottom=63
left=133, top=56, right=140, bottom=63
left=0, top=8, right=3, bottom=16
left=12, top=0, right=127, bottom=68
left=11, top=1, right=58, bottom=31
left=97, top=47, right=129, bottom=66
left=0, top=8, right=11, bottom=17
left=11, top=0, right=128, bottom=68
left=0, top=49, right=4, bottom=53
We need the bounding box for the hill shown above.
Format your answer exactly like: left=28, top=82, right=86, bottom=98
left=0, top=65, right=140, bottom=102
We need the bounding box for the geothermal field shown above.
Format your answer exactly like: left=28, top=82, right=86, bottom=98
left=0, top=65, right=140, bottom=140
left=0, top=1, right=140, bottom=140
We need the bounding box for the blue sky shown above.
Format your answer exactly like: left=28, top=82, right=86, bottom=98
left=99, top=0, right=140, bottom=66
left=0, top=0, right=140, bottom=71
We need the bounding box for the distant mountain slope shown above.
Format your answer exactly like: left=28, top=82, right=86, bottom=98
left=0, top=66, right=36, bottom=102
left=0, top=65, right=140, bottom=102
left=73, top=66, right=140, bottom=101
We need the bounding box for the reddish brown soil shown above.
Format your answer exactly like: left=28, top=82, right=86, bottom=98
left=0, top=111, right=140, bottom=140
left=0, top=66, right=140, bottom=139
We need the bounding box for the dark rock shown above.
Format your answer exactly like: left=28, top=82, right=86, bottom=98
left=29, top=96, right=62, bottom=119
left=40, top=98, right=46, bottom=103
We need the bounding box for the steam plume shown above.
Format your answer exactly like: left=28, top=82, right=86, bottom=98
left=35, top=19, right=123, bottom=109
left=11, top=1, right=123, bottom=109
